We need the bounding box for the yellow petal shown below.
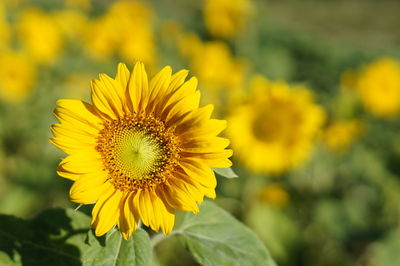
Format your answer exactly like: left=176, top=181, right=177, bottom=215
left=165, top=90, right=201, bottom=124
left=157, top=181, right=199, bottom=213
left=178, top=119, right=227, bottom=138
left=147, top=66, right=172, bottom=113
left=92, top=189, right=123, bottom=237
left=54, top=100, right=102, bottom=132
left=174, top=104, right=214, bottom=132
left=167, top=69, right=189, bottom=93
left=58, top=152, right=102, bottom=174
left=51, top=123, right=96, bottom=138
left=115, top=63, right=130, bottom=111
left=138, top=189, right=154, bottom=228
left=160, top=77, right=198, bottom=120
left=133, top=189, right=147, bottom=224
left=49, top=137, right=94, bottom=155
left=90, top=79, right=118, bottom=120
left=115, top=63, right=130, bottom=91
left=70, top=177, right=111, bottom=204
left=171, top=176, right=204, bottom=203
left=56, top=163, right=78, bottom=181
left=128, top=62, right=148, bottom=113
left=170, top=76, right=198, bottom=102
left=181, top=137, right=230, bottom=153
left=51, top=125, right=96, bottom=147
left=151, top=192, right=175, bottom=234
left=118, top=192, right=138, bottom=240
left=184, top=150, right=233, bottom=168
left=99, top=73, right=125, bottom=115
left=174, top=170, right=215, bottom=199
left=56, top=99, right=102, bottom=123
left=179, top=158, right=217, bottom=188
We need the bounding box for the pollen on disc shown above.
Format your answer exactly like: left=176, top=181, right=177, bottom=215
left=96, top=113, right=181, bottom=191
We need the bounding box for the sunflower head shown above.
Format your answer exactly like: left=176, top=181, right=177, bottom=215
left=344, top=58, right=400, bottom=118
left=227, top=75, right=325, bottom=174
left=51, top=62, right=232, bottom=239
left=321, top=119, right=363, bottom=152
left=203, top=0, right=253, bottom=39
left=0, top=51, right=37, bottom=102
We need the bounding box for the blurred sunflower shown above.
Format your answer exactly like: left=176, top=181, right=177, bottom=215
left=190, top=41, right=245, bottom=90
left=227, top=76, right=325, bottom=174
left=342, top=58, right=400, bottom=118
left=17, top=8, right=63, bottom=65
left=179, top=31, right=202, bottom=59
left=203, top=0, right=253, bottom=39
left=83, top=0, right=156, bottom=66
left=51, top=62, right=232, bottom=239
left=0, top=51, right=37, bottom=102
left=108, top=0, right=156, bottom=66
left=322, top=119, right=364, bottom=152
left=82, top=16, right=115, bottom=60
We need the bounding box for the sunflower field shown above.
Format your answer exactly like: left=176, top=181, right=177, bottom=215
left=1, top=0, right=400, bottom=265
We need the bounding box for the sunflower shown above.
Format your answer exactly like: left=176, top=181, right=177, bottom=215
left=203, top=0, right=253, bottom=39
left=17, top=8, right=63, bottom=65
left=227, top=76, right=325, bottom=174
left=321, top=119, right=363, bottom=152
left=0, top=51, right=37, bottom=102
left=341, top=58, right=400, bottom=118
left=50, top=62, right=232, bottom=239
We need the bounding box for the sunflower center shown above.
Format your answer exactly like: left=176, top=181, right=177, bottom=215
left=116, top=129, right=164, bottom=179
left=252, top=102, right=301, bottom=143
left=96, top=113, right=180, bottom=191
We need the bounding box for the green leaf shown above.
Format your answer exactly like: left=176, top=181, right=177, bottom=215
left=0, top=208, right=152, bottom=266
left=83, top=228, right=152, bottom=266
left=175, top=201, right=275, bottom=266
left=213, top=167, right=238, bottom=179
left=0, top=208, right=90, bottom=266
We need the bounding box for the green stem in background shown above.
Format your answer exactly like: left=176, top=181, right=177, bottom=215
left=151, top=231, right=178, bottom=248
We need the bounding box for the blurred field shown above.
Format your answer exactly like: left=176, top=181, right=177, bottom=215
left=264, top=0, right=400, bottom=50
left=1, top=0, right=400, bottom=265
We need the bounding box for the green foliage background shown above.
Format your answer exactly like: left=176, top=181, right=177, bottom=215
left=1, top=0, right=400, bottom=265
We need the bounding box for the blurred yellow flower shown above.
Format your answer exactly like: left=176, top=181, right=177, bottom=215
left=50, top=62, right=232, bottom=239
left=342, top=58, right=400, bottom=118
left=0, top=51, right=37, bottom=102
left=260, top=183, right=290, bottom=208
left=83, top=0, right=156, bottom=65
left=322, top=119, right=363, bottom=152
left=82, top=17, right=115, bottom=60
left=118, top=25, right=155, bottom=67
left=185, top=40, right=247, bottom=112
left=227, top=76, right=325, bottom=174
left=203, top=0, right=253, bottom=39
left=190, top=41, right=246, bottom=90
left=109, top=0, right=156, bottom=66
left=179, top=31, right=203, bottom=59
left=17, top=8, right=64, bottom=65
